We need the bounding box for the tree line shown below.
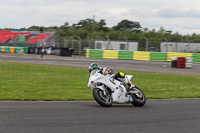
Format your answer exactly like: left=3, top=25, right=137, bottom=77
left=3, top=18, right=200, bottom=43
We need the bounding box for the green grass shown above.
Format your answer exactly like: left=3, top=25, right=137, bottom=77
left=0, top=62, right=199, bottom=100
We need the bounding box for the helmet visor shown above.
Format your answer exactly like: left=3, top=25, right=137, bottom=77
left=92, top=64, right=98, bottom=69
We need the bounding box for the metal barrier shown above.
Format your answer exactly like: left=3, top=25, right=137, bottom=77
left=86, top=49, right=200, bottom=63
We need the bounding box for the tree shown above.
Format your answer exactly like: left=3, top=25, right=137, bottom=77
left=158, top=27, right=166, bottom=34
left=113, top=19, right=141, bottom=31
left=97, top=19, right=110, bottom=32
left=72, top=19, right=94, bottom=31
left=60, top=22, right=69, bottom=30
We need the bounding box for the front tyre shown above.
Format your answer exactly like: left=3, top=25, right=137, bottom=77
left=131, top=87, right=146, bottom=106
left=93, top=88, right=112, bottom=107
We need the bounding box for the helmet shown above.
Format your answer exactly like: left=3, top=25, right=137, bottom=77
left=88, top=63, right=99, bottom=73
left=114, top=72, right=125, bottom=79
left=119, top=72, right=125, bottom=78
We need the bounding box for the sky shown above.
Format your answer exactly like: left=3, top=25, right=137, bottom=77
left=1, top=0, right=200, bottom=35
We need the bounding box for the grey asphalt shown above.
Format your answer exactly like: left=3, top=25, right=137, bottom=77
left=0, top=99, right=200, bottom=133
left=0, top=53, right=200, bottom=75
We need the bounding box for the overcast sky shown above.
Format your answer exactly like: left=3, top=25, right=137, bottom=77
left=1, top=0, right=200, bottom=35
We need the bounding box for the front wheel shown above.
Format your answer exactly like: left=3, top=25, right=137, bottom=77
left=130, top=87, right=146, bottom=106
left=93, top=88, right=112, bottom=107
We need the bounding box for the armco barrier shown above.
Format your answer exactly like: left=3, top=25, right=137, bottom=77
left=89, top=49, right=103, bottom=58
left=166, top=53, right=193, bottom=61
left=133, top=51, right=150, bottom=61
left=118, top=51, right=134, bottom=60
left=103, top=50, right=118, bottom=59
left=193, top=53, right=200, bottom=63
left=86, top=49, right=90, bottom=58
left=150, top=52, right=166, bottom=61
left=86, top=49, right=200, bottom=63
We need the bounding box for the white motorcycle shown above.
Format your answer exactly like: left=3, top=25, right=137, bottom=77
left=88, top=69, right=146, bottom=107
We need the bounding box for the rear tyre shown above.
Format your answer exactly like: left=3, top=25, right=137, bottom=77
left=131, top=87, right=146, bottom=106
left=93, top=88, right=112, bottom=107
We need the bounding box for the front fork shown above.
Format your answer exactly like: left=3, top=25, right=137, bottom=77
left=97, top=85, right=108, bottom=96
left=126, top=81, right=142, bottom=97
left=126, top=81, right=136, bottom=91
left=103, top=88, right=107, bottom=96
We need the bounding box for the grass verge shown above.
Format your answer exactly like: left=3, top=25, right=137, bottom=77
left=0, top=62, right=199, bottom=100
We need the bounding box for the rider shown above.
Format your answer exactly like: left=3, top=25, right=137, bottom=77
left=88, top=63, right=128, bottom=85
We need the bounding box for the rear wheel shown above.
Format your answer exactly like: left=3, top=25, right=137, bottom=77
left=93, top=88, right=112, bottom=107
left=130, top=87, right=146, bottom=106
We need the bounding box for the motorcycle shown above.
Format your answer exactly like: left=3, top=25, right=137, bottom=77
left=88, top=69, right=146, bottom=107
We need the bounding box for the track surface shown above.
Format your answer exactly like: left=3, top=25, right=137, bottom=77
left=0, top=53, right=200, bottom=75
left=0, top=99, right=200, bottom=133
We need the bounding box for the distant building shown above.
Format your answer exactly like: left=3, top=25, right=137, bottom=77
left=160, top=42, right=200, bottom=53
left=95, top=40, right=138, bottom=51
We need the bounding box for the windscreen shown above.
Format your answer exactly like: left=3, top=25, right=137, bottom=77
left=90, top=69, right=99, bottom=76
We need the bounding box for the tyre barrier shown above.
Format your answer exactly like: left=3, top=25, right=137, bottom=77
left=171, top=57, right=177, bottom=68
left=28, top=47, right=74, bottom=56
left=0, top=46, right=28, bottom=54
left=185, top=57, right=193, bottom=68
left=86, top=49, right=200, bottom=64
left=177, top=57, right=186, bottom=68
left=51, top=47, right=74, bottom=56
left=0, top=46, right=74, bottom=56
left=171, top=57, right=193, bottom=68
